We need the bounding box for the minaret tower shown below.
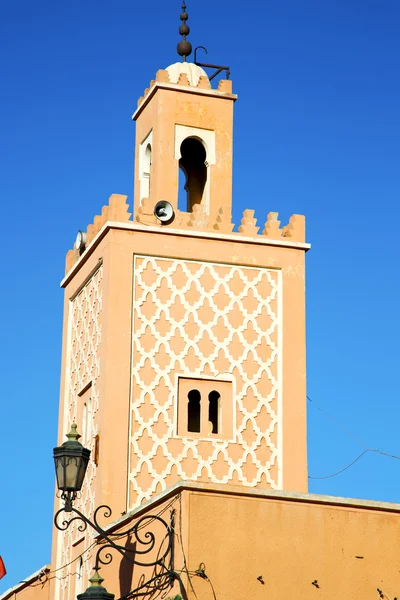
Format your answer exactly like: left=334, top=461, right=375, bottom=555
left=52, top=6, right=309, bottom=598
left=133, top=2, right=234, bottom=224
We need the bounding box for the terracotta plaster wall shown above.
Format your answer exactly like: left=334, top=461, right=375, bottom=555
left=133, top=86, right=235, bottom=218
left=1, top=579, right=50, bottom=600
left=130, top=255, right=282, bottom=501
left=56, top=231, right=134, bottom=508
left=51, top=233, right=133, bottom=600
left=58, top=226, right=306, bottom=510
left=51, top=223, right=306, bottom=600
left=186, top=490, right=400, bottom=600
left=95, top=226, right=307, bottom=504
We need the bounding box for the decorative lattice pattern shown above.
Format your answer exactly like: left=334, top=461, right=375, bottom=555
left=56, top=267, right=103, bottom=600
left=128, top=256, right=282, bottom=508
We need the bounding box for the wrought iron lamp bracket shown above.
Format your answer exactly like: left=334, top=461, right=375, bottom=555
left=194, top=46, right=230, bottom=81
left=54, top=504, right=177, bottom=598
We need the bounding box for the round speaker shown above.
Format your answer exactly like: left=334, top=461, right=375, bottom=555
left=75, top=230, right=87, bottom=252
left=154, top=201, right=175, bottom=224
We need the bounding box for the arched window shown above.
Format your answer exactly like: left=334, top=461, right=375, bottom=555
left=177, top=377, right=233, bottom=440
left=179, top=137, right=207, bottom=211
left=139, top=131, right=153, bottom=202
left=142, top=143, right=152, bottom=199
left=187, top=389, right=201, bottom=432
left=208, top=391, right=220, bottom=434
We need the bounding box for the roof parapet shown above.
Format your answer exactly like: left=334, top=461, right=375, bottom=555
left=136, top=68, right=233, bottom=110
left=65, top=195, right=306, bottom=274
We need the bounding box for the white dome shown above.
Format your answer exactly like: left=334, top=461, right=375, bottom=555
left=166, top=62, right=208, bottom=87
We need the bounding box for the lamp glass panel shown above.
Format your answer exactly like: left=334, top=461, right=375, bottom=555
left=76, top=456, right=89, bottom=490
left=55, top=457, right=66, bottom=490
left=65, top=457, right=80, bottom=490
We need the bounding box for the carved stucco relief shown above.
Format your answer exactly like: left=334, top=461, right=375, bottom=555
left=128, top=256, right=282, bottom=508
left=56, top=267, right=102, bottom=600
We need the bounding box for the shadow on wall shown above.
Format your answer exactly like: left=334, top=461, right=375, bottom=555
left=119, top=535, right=136, bottom=598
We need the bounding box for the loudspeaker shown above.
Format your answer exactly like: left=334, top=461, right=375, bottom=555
left=75, top=230, right=87, bottom=253
left=154, top=201, right=175, bottom=224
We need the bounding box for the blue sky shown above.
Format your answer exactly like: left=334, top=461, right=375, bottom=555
left=1, top=0, right=400, bottom=594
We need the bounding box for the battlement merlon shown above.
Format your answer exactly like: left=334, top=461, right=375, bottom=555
left=65, top=194, right=308, bottom=275
left=133, top=68, right=236, bottom=120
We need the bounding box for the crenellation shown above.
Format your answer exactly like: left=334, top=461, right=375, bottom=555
left=93, top=213, right=104, bottom=234
left=188, top=204, right=209, bottom=230
left=65, top=194, right=133, bottom=273
left=136, top=197, right=160, bottom=226
left=213, top=206, right=234, bottom=233
left=107, top=193, right=131, bottom=222
left=238, top=209, right=260, bottom=236
left=197, top=75, right=211, bottom=90
left=131, top=201, right=305, bottom=242
left=218, top=79, right=233, bottom=94
left=135, top=68, right=235, bottom=116
left=282, top=214, right=306, bottom=242
left=156, top=69, right=170, bottom=83
left=177, top=73, right=190, bottom=86
left=262, top=212, right=281, bottom=239
left=86, top=223, right=96, bottom=245
left=173, top=210, right=190, bottom=229
left=65, top=248, right=78, bottom=273
left=101, top=204, right=109, bottom=223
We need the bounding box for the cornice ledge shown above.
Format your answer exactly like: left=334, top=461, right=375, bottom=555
left=132, top=81, right=237, bottom=121
left=99, top=480, right=400, bottom=537
left=60, top=220, right=311, bottom=288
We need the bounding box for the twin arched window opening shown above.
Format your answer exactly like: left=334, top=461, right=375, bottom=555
left=178, top=137, right=207, bottom=212
left=187, top=389, right=220, bottom=435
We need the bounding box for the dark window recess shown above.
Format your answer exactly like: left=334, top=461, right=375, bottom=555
left=187, top=389, right=201, bottom=432
left=179, top=137, right=207, bottom=212
left=208, top=390, right=220, bottom=434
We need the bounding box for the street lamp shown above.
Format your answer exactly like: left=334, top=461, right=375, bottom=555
left=53, top=424, right=91, bottom=510
left=53, top=425, right=183, bottom=600
left=77, top=571, right=115, bottom=600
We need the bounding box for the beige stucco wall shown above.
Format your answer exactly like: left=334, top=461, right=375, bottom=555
left=59, top=224, right=307, bottom=507
left=133, top=81, right=235, bottom=220
left=2, top=585, right=49, bottom=600
left=49, top=485, right=400, bottom=600
left=51, top=221, right=307, bottom=600
left=11, top=486, right=400, bottom=600
left=0, top=570, right=50, bottom=600
left=185, top=487, right=400, bottom=600
left=129, top=254, right=283, bottom=502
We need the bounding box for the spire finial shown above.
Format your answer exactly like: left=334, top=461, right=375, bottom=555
left=177, top=1, right=192, bottom=62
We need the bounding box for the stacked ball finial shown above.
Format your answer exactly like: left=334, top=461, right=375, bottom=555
left=177, top=1, right=192, bottom=61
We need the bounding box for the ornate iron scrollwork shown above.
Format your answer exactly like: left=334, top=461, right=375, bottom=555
left=54, top=504, right=182, bottom=599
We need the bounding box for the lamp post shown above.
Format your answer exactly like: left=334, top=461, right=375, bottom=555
left=53, top=425, right=182, bottom=600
